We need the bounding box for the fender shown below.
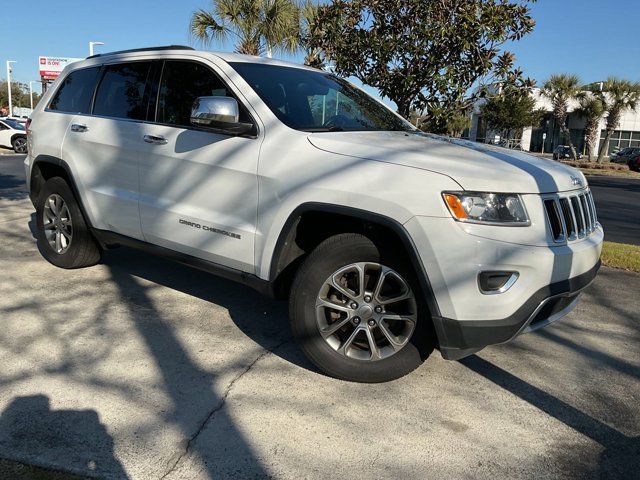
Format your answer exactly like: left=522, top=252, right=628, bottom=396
left=30, top=155, right=95, bottom=231
left=268, top=202, right=442, bottom=319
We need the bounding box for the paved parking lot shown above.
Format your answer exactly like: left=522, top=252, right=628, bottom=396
left=0, top=161, right=639, bottom=479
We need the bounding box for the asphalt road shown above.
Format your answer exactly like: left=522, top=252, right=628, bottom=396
left=2, top=153, right=638, bottom=244
left=587, top=175, right=640, bottom=245
left=1, top=153, right=639, bottom=479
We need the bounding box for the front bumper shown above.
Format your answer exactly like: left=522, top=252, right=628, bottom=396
left=433, top=261, right=600, bottom=360
left=403, top=215, right=603, bottom=360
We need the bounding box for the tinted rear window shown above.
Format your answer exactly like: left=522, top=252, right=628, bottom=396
left=49, top=67, right=101, bottom=114
left=93, top=62, right=152, bottom=120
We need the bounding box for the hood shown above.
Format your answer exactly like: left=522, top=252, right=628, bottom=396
left=307, top=131, right=586, bottom=194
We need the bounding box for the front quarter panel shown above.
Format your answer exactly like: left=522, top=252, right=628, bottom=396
left=255, top=130, right=462, bottom=279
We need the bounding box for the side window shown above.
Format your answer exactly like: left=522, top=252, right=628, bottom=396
left=48, top=67, right=101, bottom=114
left=93, top=62, right=152, bottom=120
left=157, top=61, right=250, bottom=128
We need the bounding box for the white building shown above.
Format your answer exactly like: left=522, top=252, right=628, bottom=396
left=468, top=88, right=640, bottom=158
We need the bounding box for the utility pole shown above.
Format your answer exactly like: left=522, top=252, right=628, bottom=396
left=6, top=61, right=17, bottom=116
left=89, top=41, right=105, bottom=57
left=29, top=81, right=39, bottom=110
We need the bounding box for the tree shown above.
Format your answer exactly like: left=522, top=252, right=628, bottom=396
left=594, top=78, right=640, bottom=163
left=190, top=0, right=300, bottom=57
left=480, top=87, right=542, bottom=143
left=0, top=81, right=40, bottom=112
left=541, top=74, right=581, bottom=160
left=299, top=1, right=325, bottom=68
left=574, top=93, right=605, bottom=162
left=306, top=0, right=536, bottom=126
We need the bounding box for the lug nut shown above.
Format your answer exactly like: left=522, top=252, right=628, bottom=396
left=350, top=302, right=358, bottom=309
left=364, top=295, right=372, bottom=303
left=368, top=319, right=376, bottom=327
left=352, top=316, right=361, bottom=325
left=374, top=306, right=383, bottom=313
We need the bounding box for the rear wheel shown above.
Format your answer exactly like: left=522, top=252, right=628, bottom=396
left=35, top=177, right=101, bottom=268
left=12, top=136, right=27, bottom=153
left=289, top=233, right=433, bottom=382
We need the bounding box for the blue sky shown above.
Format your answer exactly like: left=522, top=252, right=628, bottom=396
left=1, top=0, right=638, bottom=102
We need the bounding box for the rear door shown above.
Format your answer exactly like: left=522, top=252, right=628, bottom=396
left=62, top=61, right=154, bottom=239
left=138, top=59, right=261, bottom=272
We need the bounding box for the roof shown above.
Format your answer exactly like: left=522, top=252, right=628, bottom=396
left=86, top=45, right=320, bottom=72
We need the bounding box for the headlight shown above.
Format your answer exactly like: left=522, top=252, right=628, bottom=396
left=442, top=192, right=530, bottom=225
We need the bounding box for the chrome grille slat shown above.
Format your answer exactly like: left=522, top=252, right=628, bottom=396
left=544, top=188, right=598, bottom=244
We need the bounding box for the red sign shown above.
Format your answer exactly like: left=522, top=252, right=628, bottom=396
left=38, top=56, right=82, bottom=80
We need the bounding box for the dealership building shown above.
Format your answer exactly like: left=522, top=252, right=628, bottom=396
left=468, top=88, right=640, bottom=158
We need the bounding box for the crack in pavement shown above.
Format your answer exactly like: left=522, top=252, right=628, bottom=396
left=159, top=337, right=292, bottom=479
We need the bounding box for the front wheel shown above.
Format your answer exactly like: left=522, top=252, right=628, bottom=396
left=289, top=233, right=433, bottom=383
left=12, top=136, right=27, bottom=153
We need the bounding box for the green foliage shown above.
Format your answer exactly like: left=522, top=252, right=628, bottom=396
left=300, top=1, right=325, bottom=68
left=541, top=73, right=582, bottom=160
left=591, top=78, right=640, bottom=162
left=0, top=81, right=40, bottom=112
left=190, top=0, right=301, bottom=56
left=480, top=88, right=542, bottom=140
left=307, top=0, right=536, bottom=124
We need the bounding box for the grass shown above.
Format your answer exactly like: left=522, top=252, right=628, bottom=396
left=560, top=161, right=640, bottom=179
left=601, top=241, right=640, bottom=273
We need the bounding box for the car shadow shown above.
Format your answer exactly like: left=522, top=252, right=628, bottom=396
left=100, top=247, right=315, bottom=374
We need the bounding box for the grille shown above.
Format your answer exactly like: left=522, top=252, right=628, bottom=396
left=544, top=189, right=598, bottom=242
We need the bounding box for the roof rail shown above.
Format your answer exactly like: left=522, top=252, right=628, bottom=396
left=87, top=45, right=195, bottom=59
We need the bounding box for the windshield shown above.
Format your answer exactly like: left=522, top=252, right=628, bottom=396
left=4, top=119, right=25, bottom=130
left=230, top=62, right=415, bottom=133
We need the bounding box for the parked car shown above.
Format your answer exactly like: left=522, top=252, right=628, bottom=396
left=25, top=46, right=603, bottom=382
left=628, top=154, right=640, bottom=172
left=0, top=117, right=27, bottom=153
left=553, top=145, right=583, bottom=160
left=611, top=147, right=640, bottom=164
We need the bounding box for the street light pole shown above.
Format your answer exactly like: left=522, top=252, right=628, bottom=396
left=89, top=41, right=105, bottom=57
left=29, top=81, right=39, bottom=110
left=6, top=60, right=17, bottom=116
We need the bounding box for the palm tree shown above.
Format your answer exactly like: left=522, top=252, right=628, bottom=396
left=595, top=78, right=640, bottom=163
left=575, top=93, right=605, bottom=162
left=541, top=74, right=581, bottom=160
left=300, top=0, right=324, bottom=68
left=190, top=0, right=300, bottom=57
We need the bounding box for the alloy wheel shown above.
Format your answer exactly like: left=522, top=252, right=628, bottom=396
left=316, top=262, right=417, bottom=361
left=13, top=137, right=27, bottom=153
left=43, top=194, right=73, bottom=254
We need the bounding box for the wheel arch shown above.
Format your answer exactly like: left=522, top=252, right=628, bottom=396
left=30, top=155, right=94, bottom=230
left=268, top=202, right=442, bottom=319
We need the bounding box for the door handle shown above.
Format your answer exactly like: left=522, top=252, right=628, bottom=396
left=70, top=123, right=89, bottom=133
left=143, top=134, right=167, bottom=145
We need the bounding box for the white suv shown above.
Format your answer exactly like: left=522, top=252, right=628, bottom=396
left=25, top=46, right=603, bottom=382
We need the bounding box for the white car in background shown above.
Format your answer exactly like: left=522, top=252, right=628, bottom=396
left=0, top=117, right=28, bottom=153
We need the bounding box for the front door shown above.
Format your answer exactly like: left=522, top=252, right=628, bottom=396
left=138, top=59, right=261, bottom=273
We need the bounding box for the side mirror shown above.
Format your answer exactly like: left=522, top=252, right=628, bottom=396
left=190, top=96, right=253, bottom=135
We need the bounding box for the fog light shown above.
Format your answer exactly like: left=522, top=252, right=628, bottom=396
left=478, top=271, right=519, bottom=294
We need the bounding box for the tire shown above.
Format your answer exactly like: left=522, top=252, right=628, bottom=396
left=289, top=233, right=433, bottom=383
left=12, top=136, right=27, bottom=154
left=35, top=177, right=101, bottom=269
